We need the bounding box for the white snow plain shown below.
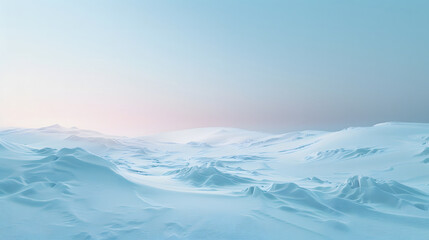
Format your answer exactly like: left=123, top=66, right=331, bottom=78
left=1, top=122, right=429, bottom=239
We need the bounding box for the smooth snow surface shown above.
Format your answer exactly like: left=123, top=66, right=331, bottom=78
left=1, top=123, right=429, bottom=239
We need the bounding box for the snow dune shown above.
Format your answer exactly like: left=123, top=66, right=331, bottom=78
left=1, top=123, right=429, bottom=239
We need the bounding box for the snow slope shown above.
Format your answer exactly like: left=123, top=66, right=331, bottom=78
left=1, top=123, right=429, bottom=239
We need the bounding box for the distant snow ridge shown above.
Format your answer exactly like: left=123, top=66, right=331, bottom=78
left=248, top=130, right=325, bottom=147
left=303, top=177, right=330, bottom=184
left=38, top=124, right=103, bottom=136
left=142, top=127, right=269, bottom=145
left=168, top=165, right=253, bottom=187
left=65, top=135, right=123, bottom=148
left=306, top=147, right=385, bottom=161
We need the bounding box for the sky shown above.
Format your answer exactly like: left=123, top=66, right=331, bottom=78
left=1, top=0, right=429, bottom=136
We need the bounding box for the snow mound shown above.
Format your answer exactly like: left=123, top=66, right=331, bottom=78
left=243, top=176, right=429, bottom=216
left=417, top=147, right=429, bottom=156
left=335, top=176, right=428, bottom=210
left=0, top=145, right=167, bottom=239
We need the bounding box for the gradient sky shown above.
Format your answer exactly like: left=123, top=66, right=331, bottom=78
left=1, top=0, right=429, bottom=136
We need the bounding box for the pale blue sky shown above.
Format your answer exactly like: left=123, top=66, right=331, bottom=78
left=1, top=0, right=428, bottom=135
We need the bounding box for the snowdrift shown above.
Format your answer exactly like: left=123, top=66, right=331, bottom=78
left=1, top=123, right=429, bottom=239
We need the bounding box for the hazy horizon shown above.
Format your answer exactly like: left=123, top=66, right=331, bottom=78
left=1, top=0, right=429, bottom=136
left=2, top=121, right=429, bottom=138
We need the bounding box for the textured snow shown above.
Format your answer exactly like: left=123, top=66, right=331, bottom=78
left=1, top=123, right=429, bottom=239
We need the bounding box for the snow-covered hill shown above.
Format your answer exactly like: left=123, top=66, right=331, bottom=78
left=1, top=123, right=429, bottom=239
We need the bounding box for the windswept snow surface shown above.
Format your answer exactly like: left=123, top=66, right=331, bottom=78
left=1, top=123, right=429, bottom=239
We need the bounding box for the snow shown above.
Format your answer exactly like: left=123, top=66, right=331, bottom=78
left=1, top=123, right=429, bottom=239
